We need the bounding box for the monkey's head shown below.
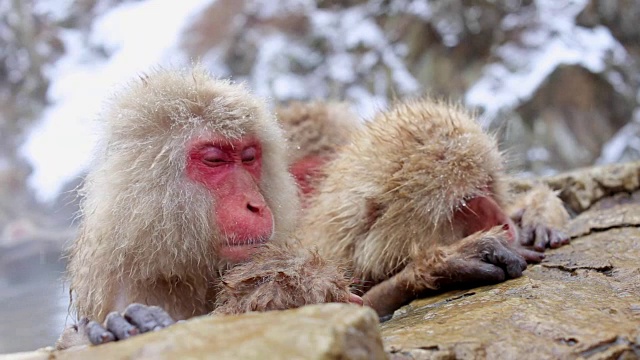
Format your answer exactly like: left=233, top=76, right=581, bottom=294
left=369, top=100, right=514, bottom=242
left=277, top=101, right=361, bottom=196
left=82, top=66, right=299, bottom=278
left=311, top=98, right=516, bottom=269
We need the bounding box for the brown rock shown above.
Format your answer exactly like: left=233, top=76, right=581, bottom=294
left=5, top=162, right=640, bottom=360
left=0, top=349, right=51, bottom=360
left=382, top=167, right=640, bottom=359
left=1, top=304, right=385, bottom=360
left=509, top=161, right=640, bottom=214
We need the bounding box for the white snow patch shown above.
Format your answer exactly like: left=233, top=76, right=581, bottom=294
left=343, top=11, right=385, bottom=49
left=598, top=110, right=640, bottom=164
left=466, top=0, right=627, bottom=126
left=248, top=0, right=314, bottom=19
left=328, top=53, right=356, bottom=83
left=32, top=0, right=74, bottom=21
left=272, top=74, right=307, bottom=101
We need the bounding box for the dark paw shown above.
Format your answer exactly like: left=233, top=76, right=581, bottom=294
left=477, top=236, right=527, bottom=279
left=85, top=303, right=175, bottom=345
left=438, top=232, right=528, bottom=286
left=520, top=224, right=570, bottom=251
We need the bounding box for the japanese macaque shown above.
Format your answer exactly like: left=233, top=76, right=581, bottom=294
left=56, top=67, right=358, bottom=349
left=294, top=99, right=571, bottom=317
left=276, top=101, right=361, bottom=199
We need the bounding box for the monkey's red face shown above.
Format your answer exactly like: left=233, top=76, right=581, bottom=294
left=453, top=192, right=518, bottom=242
left=186, top=136, right=274, bottom=264
left=290, top=155, right=327, bottom=196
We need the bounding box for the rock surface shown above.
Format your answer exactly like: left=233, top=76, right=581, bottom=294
left=509, top=161, right=640, bottom=213
left=3, top=162, right=640, bottom=359
left=0, top=304, right=384, bottom=360
left=382, top=162, right=640, bottom=359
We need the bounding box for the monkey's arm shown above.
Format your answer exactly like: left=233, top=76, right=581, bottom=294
left=508, top=184, right=570, bottom=250
left=214, top=243, right=362, bottom=315
left=362, top=227, right=543, bottom=317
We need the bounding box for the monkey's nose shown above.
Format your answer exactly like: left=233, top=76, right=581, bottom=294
left=246, top=201, right=265, bottom=215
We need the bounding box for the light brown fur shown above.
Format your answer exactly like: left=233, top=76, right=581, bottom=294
left=67, top=66, right=300, bottom=324
left=214, top=243, right=352, bottom=315
left=507, top=183, right=570, bottom=230
left=300, top=99, right=509, bottom=284
left=277, top=101, right=362, bottom=201
left=277, top=101, right=361, bottom=164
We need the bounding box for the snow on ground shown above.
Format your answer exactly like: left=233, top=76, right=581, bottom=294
left=21, top=0, right=216, bottom=202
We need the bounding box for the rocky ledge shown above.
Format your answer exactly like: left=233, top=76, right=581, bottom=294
left=384, top=161, right=640, bottom=359
left=2, top=161, right=640, bottom=360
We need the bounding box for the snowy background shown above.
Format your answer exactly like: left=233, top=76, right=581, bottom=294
left=1, top=0, right=640, bottom=353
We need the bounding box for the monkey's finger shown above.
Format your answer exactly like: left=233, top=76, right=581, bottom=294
left=519, top=225, right=534, bottom=246
left=484, top=244, right=527, bottom=278
left=549, top=230, right=570, bottom=249
left=514, top=246, right=545, bottom=264
left=86, top=320, right=115, bottom=345
left=533, top=226, right=549, bottom=251
left=105, top=312, right=139, bottom=340
left=148, top=306, right=176, bottom=328
left=442, top=257, right=506, bottom=284
left=511, top=209, right=525, bottom=225
left=348, top=293, right=364, bottom=306
left=123, top=303, right=160, bottom=333
left=468, top=261, right=507, bottom=283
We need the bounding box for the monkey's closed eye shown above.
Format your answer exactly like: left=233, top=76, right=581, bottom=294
left=241, top=147, right=257, bottom=163
left=202, top=147, right=228, bottom=166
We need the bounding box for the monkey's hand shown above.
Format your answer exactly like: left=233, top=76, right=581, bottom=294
left=427, top=227, right=543, bottom=287
left=517, top=218, right=570, bottom=251
left=83, top=304, right=175, bottom=346
left=363, top=227, right=539, bottom=317
left=509, top=184, right=571, bottom=251
left=214, top=243, right=362, bottom=315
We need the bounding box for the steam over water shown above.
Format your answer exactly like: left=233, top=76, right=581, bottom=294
left=0, top=246, right=68, bottom=353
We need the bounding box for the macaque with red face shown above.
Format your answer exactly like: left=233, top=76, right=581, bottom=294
left=56, top=67, right=359, bottom=348
left=276, top=101, right=361, bottom=199
left=295, top=99, right=571, bottom=317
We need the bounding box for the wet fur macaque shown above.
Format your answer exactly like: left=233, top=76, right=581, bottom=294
left=299, top=99, right=568, bottom=317
left=66, top=66, right=300, bottom=322
left=277, top=101, right=361, bottom=199
left=57, top=66, right=332, bottom=349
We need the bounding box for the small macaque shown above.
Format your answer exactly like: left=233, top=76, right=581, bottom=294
left=56, top=67, right=359, bottom=349
left=297, top=99, right=571, bottom=317
left=277, top=101, right=361, bottom=199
